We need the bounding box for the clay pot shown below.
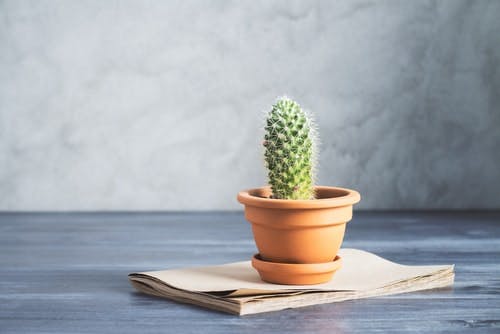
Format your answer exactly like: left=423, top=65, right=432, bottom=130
left=237, top=186, right=360, bottom=284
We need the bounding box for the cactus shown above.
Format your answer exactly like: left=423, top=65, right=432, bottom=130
left=263, top=97, right=317, bottom=200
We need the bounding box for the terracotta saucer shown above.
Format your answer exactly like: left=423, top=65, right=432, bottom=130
left=251, top=254, right=342, bottom=285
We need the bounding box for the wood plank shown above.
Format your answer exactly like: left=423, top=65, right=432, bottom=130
left=0, top=211, right=499, bottom=333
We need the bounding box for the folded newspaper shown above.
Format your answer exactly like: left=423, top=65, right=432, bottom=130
left=129, top=248, right=454, bottom=315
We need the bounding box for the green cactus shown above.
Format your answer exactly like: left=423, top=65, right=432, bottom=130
left=263, top=97, right=317, bottom=200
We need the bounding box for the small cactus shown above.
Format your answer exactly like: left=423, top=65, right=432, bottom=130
left=263, top=97, right=317, bottom=200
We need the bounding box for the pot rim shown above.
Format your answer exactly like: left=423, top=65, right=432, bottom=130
left=237, top=186, right=360, bottom=209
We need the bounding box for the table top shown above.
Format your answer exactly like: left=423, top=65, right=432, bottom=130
left=1, top=211, right=499, bottom=333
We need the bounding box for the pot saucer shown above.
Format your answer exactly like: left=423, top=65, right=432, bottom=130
left=251, top=254, right=342, bottom=285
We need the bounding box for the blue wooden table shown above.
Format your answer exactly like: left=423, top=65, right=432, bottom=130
left=1, top=211, right=499, bottom=333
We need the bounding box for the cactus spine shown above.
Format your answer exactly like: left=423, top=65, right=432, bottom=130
left=263, top=97, right=317, bottom=200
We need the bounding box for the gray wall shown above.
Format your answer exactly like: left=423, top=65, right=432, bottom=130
left=1, top=0, right=499, bottom=211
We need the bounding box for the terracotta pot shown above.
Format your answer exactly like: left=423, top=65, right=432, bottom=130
left=237, top=186, right=361, bottom=264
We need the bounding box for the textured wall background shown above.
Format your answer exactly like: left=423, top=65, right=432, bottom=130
left=1, top=0, right=499, bottom=210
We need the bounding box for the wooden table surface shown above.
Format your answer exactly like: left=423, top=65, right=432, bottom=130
left=1, top=211, right=499, bottom=333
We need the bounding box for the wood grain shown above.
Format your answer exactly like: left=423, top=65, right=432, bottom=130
left=0, top=211, right=499, bottom=333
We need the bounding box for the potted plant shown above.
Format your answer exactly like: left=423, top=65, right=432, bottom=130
left=237, top=97, right=360, bottom=285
